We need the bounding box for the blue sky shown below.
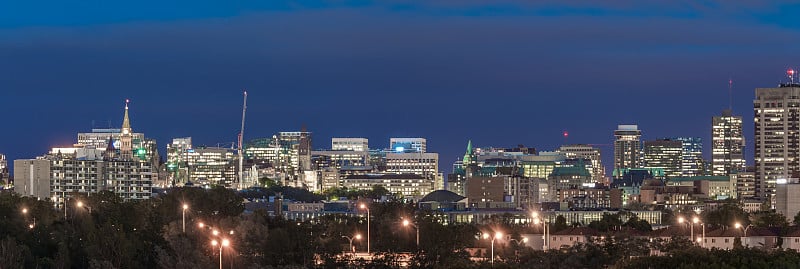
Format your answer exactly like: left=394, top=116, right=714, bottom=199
left=2, top=1, right=800, bottom=174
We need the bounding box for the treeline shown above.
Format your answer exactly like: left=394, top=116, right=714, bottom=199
left=2, top=187, right=800, bottom=269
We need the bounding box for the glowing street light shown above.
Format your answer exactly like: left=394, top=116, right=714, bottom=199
left=402, top=219, right=420, bottom=248
left=735, top=222, right=753, bottom=247
left=359, top=203, right=370, bottom=254
left=531, top=211, right=548, bottom=250
left=211, top=238, right=231, bottom=269
left=22, top=208, right=35, bottom=229
left=182, top=204, right=189, bottom=233
left=483, top=232, right=503, bottom=265
left=342, top=233, right=362, bottom=253
left=76, top=201, right=92, bottom=214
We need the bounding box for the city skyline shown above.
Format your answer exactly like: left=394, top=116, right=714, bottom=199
left=5, top=2, right=800, bottom=175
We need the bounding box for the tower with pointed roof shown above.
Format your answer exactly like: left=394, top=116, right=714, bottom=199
left=119, top=99, right=133, bottom=160
left=462, top=140, right=476, bottom=165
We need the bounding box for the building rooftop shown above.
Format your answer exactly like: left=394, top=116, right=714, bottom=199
left=420, top=190, right=466, bottom=203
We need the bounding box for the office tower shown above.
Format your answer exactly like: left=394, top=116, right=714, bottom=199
left=754, top=82, right=800, bottom=200
left=390, top=138, right=426, bottom=153
left=557, top=144, right=607, bottom=185
left=166, top=137, right=192, bottom=185
left=673, top=137, right=704, bottom=177
left=278, top=131, right=312, bottom=172
left=614, top=125, right=642, bottom=176
left=186, top=147, right=237, bottom=187
left=712, top=109, right=745, bottom=176
left=0, top=153, right=7, bottom=185
left=737, top=166, right=756, bottom=199
left=331, top=138, right=369, bottom=152
left=643, top=139, right=683, bottom=178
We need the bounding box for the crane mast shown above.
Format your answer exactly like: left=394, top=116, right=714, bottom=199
left=238, top=91, right=247, bottom=189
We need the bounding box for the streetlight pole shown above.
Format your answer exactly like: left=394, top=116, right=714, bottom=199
left=678, top=216, right=693, bottom=243
left=211, top=238, right=230, bottom=269
left=342, top=234, right=361, bottom=253
left=532, top=212, right=548, bottom=250
left=483, top=232, right=502, bottom=265
left=360, top=203, right=370, bottom=254
left=182, top=204, right=189, bottom=233
left=402, top=219, right=419, bottom=248
left=735, top=222, right=752, bottom=247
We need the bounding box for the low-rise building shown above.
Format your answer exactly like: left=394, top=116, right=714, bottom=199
left=548, top=227, right=598, bottom=250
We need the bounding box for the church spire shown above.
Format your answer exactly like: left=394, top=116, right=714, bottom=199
left=122, top=99, right=131, bottom=131
left=462, top=140, right=475, bottom=164
left=119, top=99, right=133, bottom=160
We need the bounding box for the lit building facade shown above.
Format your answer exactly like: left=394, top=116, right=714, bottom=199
left=643, top=139, right=683, bottom=178
left=673, top=137, right=704, bottom=177
left=614, top=125, right=642, bottom=176
left=341, top=173, right=433, bottom=197
left=754, top=84, right=800, bottom=201
left=389, top=138, right=426, bottom=153
left=712, top=109, right=745, bottom=176
left=0, top=153, right=7, bottom=186
left=557, top=144, right=606, bottom=185
left=186, top=147, right=237, bottom=187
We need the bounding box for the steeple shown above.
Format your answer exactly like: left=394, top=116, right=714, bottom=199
left=122, top=99, right=131, bottom=132
left=462, top=140, right=475, bottom=165
left=119, top=99, right=133, bottom=160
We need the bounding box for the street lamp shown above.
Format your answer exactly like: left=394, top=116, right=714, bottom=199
left=359, top=203, right=370, bottom=254
left=342, top=233, right=362, bottom=253
left=531, top=211, right=548, bottom=250
left=692, top=217, right=706, bottom=247
left=402, top=219, right=420, bottom=248
left=482, top=232, right=503, bottom=265
left=22, top=208, right=35, bottom=229
left=182, top=204, right=189, bottom=233
left=77, top=201, right=92, bottom=214
left=677, top=216, right=694, bottom=243
left=735, top=222, right=753, bottom=247
left=211, top=238, right=230, bottom=269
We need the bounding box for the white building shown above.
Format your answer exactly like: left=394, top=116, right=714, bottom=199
left=332, top=138, right=369, bottom=152
left=776, top=182, right=800, bottom=221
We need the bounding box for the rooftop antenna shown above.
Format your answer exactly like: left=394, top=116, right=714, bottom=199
left=728, top=77, right=733, bottom=111
left=238, top=90, right=248, bottom=190
left=563, top=130, right=569, bottom=145
left=789, top=68, right=796, bottom=85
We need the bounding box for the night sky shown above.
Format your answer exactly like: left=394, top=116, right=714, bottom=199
left=3, top=1, right=800, bottom=175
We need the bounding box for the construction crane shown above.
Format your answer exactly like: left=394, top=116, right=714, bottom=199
left=238, top=91, right=248, bottom=190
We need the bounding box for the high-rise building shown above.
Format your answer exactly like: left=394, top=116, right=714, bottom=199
left=754, top=83, right=800, bottom=200
left=331, top=138, right=369, bottom=152
left=166, top=137, right=192, bottom=185
left=643, top=139, right=683, bottom=178
left=390, top=138, right=426, bottom=153
left=557, top=144, right=607, bottom=185
left=0, top=153, right=7, bottom=186
left=712, top=109, right=745, bottom=176
left=614, top=125, right=642, bottom=176
left=736, top=166, right=757, bottom=199
left=673, top=137, right=704, bottom=177
left=186, top=147, right=237, bottom=187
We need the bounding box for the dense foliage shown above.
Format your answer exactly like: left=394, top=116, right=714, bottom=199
left=2, top=188, right=800, bottom=269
